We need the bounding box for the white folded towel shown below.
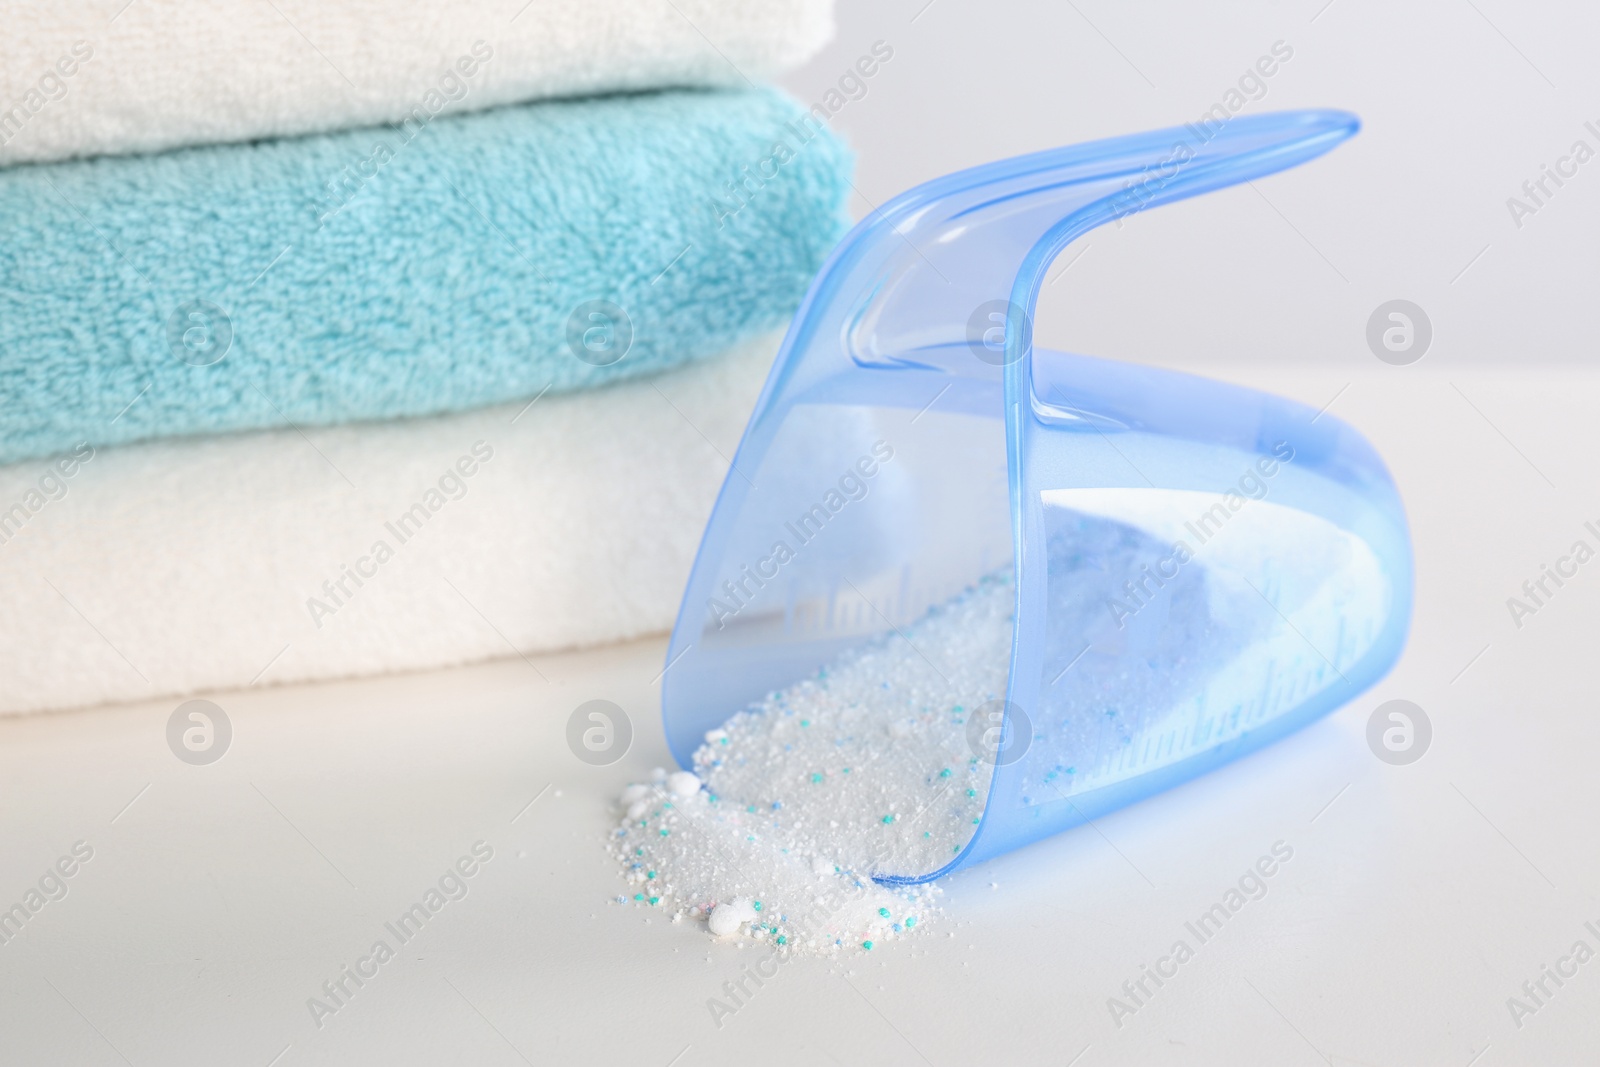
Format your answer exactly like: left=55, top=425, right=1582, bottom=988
left=0, top=334, right=777, bottom=716
left=0, top=0, right=834, bottom=164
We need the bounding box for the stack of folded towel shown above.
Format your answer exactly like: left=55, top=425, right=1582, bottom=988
left=0, top=1, right=850, bottom=715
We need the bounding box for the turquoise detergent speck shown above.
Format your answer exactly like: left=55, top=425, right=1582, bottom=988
left=662, top=110, right=1412, bottom=885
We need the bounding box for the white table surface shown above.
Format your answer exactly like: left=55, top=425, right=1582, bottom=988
left=3, top=361, right=1595, bottom=1066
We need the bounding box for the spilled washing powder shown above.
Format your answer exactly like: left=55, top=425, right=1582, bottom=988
left=607, top=571, right=1015, bottom=956
left=607, top=498, right=1391, bottom=955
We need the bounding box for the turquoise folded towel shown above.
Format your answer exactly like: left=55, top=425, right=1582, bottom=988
left=0, top=88, right=850, bottom=465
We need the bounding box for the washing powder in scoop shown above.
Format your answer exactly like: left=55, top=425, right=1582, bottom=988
left=606, top=495, right=1386, bottom=952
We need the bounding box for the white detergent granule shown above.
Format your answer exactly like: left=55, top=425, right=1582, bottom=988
left=607, top=572, right=1015, bottom=956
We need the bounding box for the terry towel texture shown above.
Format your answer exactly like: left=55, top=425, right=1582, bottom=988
left=0, top=87, right=850, bottom=467
left=0, top=333, right=778, bottom=717
left=0, top=0, right=835, bottom=165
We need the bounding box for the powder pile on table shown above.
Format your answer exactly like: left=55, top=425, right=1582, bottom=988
left=608, top=572, right=1015, bottom=955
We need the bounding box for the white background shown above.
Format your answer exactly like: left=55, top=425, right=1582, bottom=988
left=4, top=1, right=1599, bottom=1064
left=788, top=0, right=1600, bottom=371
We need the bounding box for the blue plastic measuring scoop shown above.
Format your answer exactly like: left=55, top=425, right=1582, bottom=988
left=661, top=109, right=1411, bottom=884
